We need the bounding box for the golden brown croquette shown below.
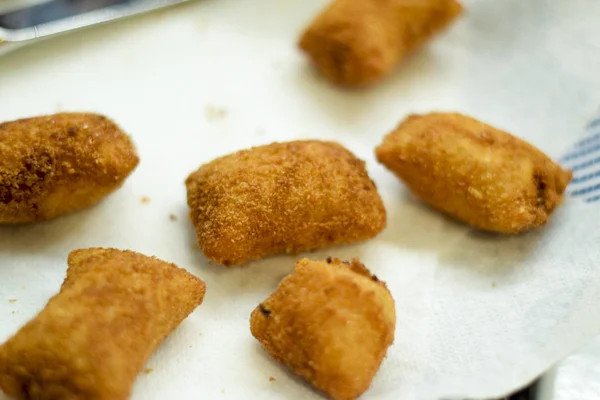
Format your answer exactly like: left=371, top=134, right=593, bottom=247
left=299, top=0, right=463, bottom=87
left=0, top=248, right=206, bottom=400
left=251, top=257, right=396, bottom=400
left=0, top=113, right=138, bottom=223
left=375, top=112, right=573, bottom=233
left=185, top=140, right=386, bottom=266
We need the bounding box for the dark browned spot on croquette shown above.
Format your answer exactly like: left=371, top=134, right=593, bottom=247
left=326, top=256, right=333, bottom=264
left=0, top=190, right=13, bottom=204
left=330, top=42, right=350, bottom=77
left=534, top=172, right=547, bottom=209
left=19, top=379, right=31, bottom=399
left=259, top=304, right=271, bottom=317
left=372, top=275, right=380, bottom=282
left=67, top=127, right=78, bottom=136
left=0, top=154, right=52, bottom=204
left=25, top=159, right=50, bottom=180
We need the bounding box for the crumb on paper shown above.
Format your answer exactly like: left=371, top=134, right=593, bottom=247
left=144, top=368, right=153, bottom=375
left=169, top=214, right=177, bottom=221
left=11, top=311, right=15, bottom=314
left=492, top=282, right=497, bottom=288
left=20, top=286, right=24, bottom=290
left=205, top=106, right=228, bottom=121
left=221, top=389, right=225, bottom=394
left=269, top=376, right=276, bottom=382
left=141, top=196, right=151, bottom=204
left=8, top=299, right=17, bottom=303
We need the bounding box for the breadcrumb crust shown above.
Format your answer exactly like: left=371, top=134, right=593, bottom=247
left=376, top=112, right=572, bottom=233
left=0, top=113, right=138, bottom=223
left=251, top=258, right=395, bottom=400
left=186, top=140, right=386, bottom=266
left=0, top=248, right=206, bottom=400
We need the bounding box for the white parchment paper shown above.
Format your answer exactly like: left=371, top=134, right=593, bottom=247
left=1, top=0, right=600, bottom=399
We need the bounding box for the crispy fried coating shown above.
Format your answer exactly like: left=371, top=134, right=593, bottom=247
left=299, top=0, right=463, bottom=87
left=376, top=113, right=573, bottom=233
left=250, top=258, right=395, bottom=400
left=0, top=113, right=139, bottom=223
left=185, top=140, right=386, bottom=266
left=0, top=248, right=206, bottom=400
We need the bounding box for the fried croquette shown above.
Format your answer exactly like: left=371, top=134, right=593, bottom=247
left=250, top=257, right=396, bottom=400
left=0, top=113, right=139, bottom=223
left=375, top=113, right=573, bottom=233
left=299, top=0, right=463, bottom=87
left=185, top=140, right=386, bottom=266
left=0, top=248, right=206, bottom=400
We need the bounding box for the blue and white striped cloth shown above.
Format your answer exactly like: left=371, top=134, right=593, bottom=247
left=561, top=116, right=600, bottom=203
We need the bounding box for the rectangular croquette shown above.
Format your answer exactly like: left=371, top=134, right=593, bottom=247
left=0, top=248, right=206, bottom=400
left=299, top=0, right=463, bottom=86
left=0, top=113, right=138, bottom=223
left=251, top=258, right=395, bottom=400
left=185, top=141, right=386, bottom=266
left=375, top=113, right=573, bottom=233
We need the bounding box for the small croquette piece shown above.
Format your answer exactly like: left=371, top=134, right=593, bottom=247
left=375, top=112, right=573, bottom=233
left=299, top=0, right=463, bottom=87
left=0, top=248, right=206, bottom=400
left=0, top=113, right=139, bottom=223
left=185, top=140, right=386, bottom=266
left=250, top=258, right=396, bottom=400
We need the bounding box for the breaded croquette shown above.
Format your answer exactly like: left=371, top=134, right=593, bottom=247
left=299, top=0, right=463, bottom=87
left=185, top=140, right=386, bottom=266
left=251, top=257, right=396, bottom=400
left=0, top=248, right=206, bottom=400
left=376, top=113, right=573, bottom=233
left=0, top=113, right=138, bottom=223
